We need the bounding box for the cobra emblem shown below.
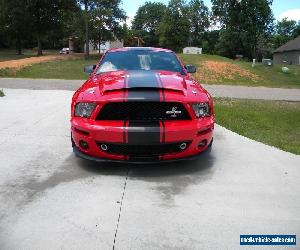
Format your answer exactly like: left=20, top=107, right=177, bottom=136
left=166, top=106, right=182, bottom=118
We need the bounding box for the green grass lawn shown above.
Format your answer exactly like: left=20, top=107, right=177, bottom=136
left=0, top=50, right=35, bottom=62
left=237, top=61, right=300, bottom=88
left=1, top=52, right=299, bottom=88
left=0, top=49, right=59, bottom=62
left=180, top=53, right=233, bottom=63
left=214, top=98, right=300, bottom=154
left=180, top=54, right=300, bottom=88
left=13, top=57, right=99, bottom=80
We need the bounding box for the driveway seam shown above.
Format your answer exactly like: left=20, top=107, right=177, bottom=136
left=112, top=168, right=129, bottom=250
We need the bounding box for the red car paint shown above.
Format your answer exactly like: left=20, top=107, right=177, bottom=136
left=71, top=47, right=214, bottom=163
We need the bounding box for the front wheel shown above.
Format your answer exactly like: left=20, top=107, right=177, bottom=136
left=207, top=138, right=213, bottom=148
left=71, top=133, right=75, bottom=147
left=204, top=138, right=213, bottom=154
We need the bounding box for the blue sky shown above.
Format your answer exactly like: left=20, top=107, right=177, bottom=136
left=122, top=0, right=300, bottom=24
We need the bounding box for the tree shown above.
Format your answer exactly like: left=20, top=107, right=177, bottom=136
left=188, top=0, right=210, bottom=46
left=272, top=18, right=297, bottom=48
left=201, top=30, right=220, bottom=54
left=158, top=0, right=190, bottom=51
left=76, top=0, right=94, bottom=59
left=132, top=2, right=167, bottom=46
left=293, top=21, right=300, bottom=38
left=77, top=0, right=125, bottom=59
left=27, top=0, right=77, bottom=55
left=90, top=0, right=126, bottom=53
left=212, top=0, right=273, bottom=59
left=0, top=0, right=31, bottom=54
left=0, top=0, right=79, bottom=53
left=83, top=0, right=90, bottom=59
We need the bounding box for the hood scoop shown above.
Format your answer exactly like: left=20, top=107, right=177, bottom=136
left=104, top=87, right=183, bottom=95
left=100, top=70, right=186, bottom=94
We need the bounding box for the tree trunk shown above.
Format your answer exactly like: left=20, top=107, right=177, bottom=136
left=37, top=33, right=43, bottom=56
left=98, top=30, right=102, bottom=55
left=253, top=47, right=256, bottom=60
left=84, top=0, right=89, bottom=60
left=252, top=41, right=257, bottom=60
left=16, top=35, right=22, bottom=55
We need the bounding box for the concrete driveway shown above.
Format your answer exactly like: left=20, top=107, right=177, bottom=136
left=0, top=88, right=299, bottom=250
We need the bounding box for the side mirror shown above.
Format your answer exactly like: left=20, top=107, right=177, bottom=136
left=185, top=65, right=197, bottom=74
left=84, top=65, right=96, bottom=74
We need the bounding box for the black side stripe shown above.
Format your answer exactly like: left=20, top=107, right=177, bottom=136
left=157, top=74, right=165, bottom=150
left=123, top=120, right=127, bottom=144
left=161, top=121, right=165, bottom=143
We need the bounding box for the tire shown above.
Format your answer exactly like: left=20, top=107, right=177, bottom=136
left=71, top=133, right=75, bottom=147
left=204, top=138, right=213, bottom=154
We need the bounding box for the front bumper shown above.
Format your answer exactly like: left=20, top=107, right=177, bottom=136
left=73, top=141, right=212, bottom=164
left=71, top=116, right=214, bottom=163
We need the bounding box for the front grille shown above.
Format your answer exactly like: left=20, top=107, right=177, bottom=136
left=96, top=102, right=191, bottom=120
left=96, top=141, right=191, bottom=156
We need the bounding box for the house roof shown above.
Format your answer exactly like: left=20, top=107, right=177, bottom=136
left=274, top=36, right=300, bottom=53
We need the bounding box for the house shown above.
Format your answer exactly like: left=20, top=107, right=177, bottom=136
left=273, top=36, right=300, bottom=65
left=85, top=39, right=124, bottom=54
left=183, top=47, right=202, bottom=54
left=68, top=37, right=82, bottom=52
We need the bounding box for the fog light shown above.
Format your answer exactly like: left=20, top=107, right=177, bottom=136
left=179, top=142, right=187, bottom=150
left=79, top=140, right=89, bottom=149
left=198, top=139, right=207, bottom=147
left=100, top=144, right=108, bottom=151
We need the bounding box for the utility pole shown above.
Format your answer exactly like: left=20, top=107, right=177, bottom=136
left=133, top=36, right=144, bottom=47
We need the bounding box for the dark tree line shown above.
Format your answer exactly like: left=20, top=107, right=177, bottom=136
left=1, top=0, right=300, bottom=60
left=0, top=0, right=77, bottom=55
left=0, top=0, right=125, bottom=58
left=272, top=18, right=300, bottom=49
left=131, top=0, right=300, bottom=60
left=131, top=0, right=210, bottom=52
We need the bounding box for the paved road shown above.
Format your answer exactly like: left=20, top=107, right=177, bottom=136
left=0, top=88, right=299, bottom=249
left=0, top=77, right=83, bottom=91
left=204, top=84, right=300, bottom=101
left=1, top=77, right=300, bottom=101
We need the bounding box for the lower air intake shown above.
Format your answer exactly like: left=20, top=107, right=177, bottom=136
left=96, top=141, right=191, bottom=156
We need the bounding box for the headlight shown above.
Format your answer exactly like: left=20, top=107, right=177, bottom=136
left=74, top=102, right=97, bottom=118
left=191, top=102, right=210, bottom=118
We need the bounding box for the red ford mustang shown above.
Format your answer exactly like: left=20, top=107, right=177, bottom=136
left=71, top=47, right=214, bottom=163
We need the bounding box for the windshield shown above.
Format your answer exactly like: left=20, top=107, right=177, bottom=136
left=96, top=50, right=186, bottom=75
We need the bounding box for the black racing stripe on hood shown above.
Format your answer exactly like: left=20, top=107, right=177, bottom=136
left=127, top=70, right=160, bottom=101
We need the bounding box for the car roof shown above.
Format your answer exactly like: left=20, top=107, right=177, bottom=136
left=109, top=47, right=173, bottom=53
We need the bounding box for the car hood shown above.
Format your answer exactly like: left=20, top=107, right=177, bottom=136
left=92, top=70, right=188, bottom=94
left=77, top=70, right=210, bottom=103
